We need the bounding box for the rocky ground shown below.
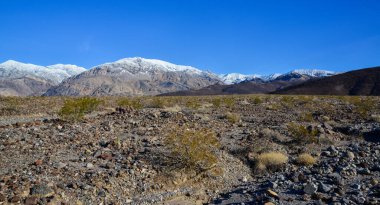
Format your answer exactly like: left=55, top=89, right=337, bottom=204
left=0, top=95, right=379, bottom=205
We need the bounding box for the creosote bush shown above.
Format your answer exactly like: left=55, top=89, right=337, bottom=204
left=59, top=97, right=102, bottom=121
left=296, top=153, right=317, bottom=166
left=165, top=125, right=221, bottom=173
left=255, top=152, right=288, bottom=172
left=117, top=97, right=143, bottom=109
left=288, top=122, right=319, bottom=144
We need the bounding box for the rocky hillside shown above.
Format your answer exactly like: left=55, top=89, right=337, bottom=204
left=44, top=57, right=221, bottom=96
left=0, top=60, right=86, bottom=96
left=275, top=67, right=380, bottom=96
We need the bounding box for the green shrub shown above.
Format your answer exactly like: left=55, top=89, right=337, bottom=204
left=165, top=125, right=221, bottom=173
left=211, top=98, right=222, bottom=108
left=222, top=97, right=236, bottom=108
left=185, top=98, right=201, bottom=109
left=150, top=97, right=167, bottom=108
left=117, top=97, right=143, bottom=109
left=300, top=112, right=314, bottom=122
left=252, top=96, right=263, bottom=105
left=287, top=122, right=319, bottom=144
left=59, top=97, right=102, bottom=121
left=225, top=112, right=241, bottom=124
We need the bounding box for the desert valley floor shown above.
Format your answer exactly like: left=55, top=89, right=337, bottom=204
left=0, top=95, right=380, bottom=205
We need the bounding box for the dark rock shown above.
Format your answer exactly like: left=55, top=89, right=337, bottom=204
left=30, top=184, right=54, bottom=197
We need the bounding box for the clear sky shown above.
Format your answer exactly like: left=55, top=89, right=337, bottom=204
left=1, top=0, right=380, bottom=75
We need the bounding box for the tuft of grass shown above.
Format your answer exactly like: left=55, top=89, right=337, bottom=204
left=59, top=97, right=102, bottom=121
left=255, top=152, right=288, bottom=172
left=165, top=125, right=221, bottom=173
left=225, top=112, right=241, bottom=124
left=296, top=153, right=317, bottom=166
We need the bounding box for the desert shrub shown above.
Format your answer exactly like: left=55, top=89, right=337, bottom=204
left=254, top=152, right=288, bottom=172
left=117, top=97, right=143, bottom=109
left=212, top=98, right=222, bottom=108
left=222, top=97, right=236, bottom=108
left=266, top=103, right=281, bottom=111
left=251, top=96, right=263, bottom=105
left=59, top=97, right=102, bottom=121
left=300, top=112, right=314, bottom=122
left=281, top=96, right=294, bottom=104
left=296, top=153, right=317, bottom=166
left=352, top=97, right=376, bottom=118
left=225, top=112, right=241, bottom=124
left=287, top=122, right=319, bottom=144
left=165, top=125, right=221, bottom=173
left=185, top=98, right=201, bottom=109
left=150, top=97, right=167, bottom=108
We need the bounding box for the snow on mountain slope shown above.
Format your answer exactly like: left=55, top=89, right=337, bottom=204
left=0, top=60, right=86, bottom=84
left=218, top=73, right=260, bottom=84
left=100, top=57, right=208, bottom=76
left=288, top=69, right=337, bottom=77
left=219, top=69, right=337, bottom=84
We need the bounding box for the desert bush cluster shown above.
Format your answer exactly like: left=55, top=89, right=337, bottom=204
left=59, top=97, right=102, bottom=121
left=164, top=125, right=221, bottom=173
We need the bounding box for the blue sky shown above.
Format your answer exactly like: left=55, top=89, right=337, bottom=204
left=0, top=0, right=380, bottom=75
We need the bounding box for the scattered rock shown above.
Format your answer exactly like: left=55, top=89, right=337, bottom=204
left=304, top=183, right=318, bottom=195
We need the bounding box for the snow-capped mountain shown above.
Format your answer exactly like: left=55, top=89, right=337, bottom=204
left=44, top=57, right=221, bottom=96
left=286, top=69, right=336, bottom=77
left=218, top=73, right=260, bottom=84
left=218, top=69, right=337, bottom=84
left=0, top=60, right=86, bottom=96
left=0, top=60, right=86, bottom=84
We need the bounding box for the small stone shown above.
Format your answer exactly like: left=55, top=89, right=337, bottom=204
left=0, top=193, right=5, bottom=202
left=25, top=196, right=38, bottom=205
left=30, top=184, right=54, bottom=198
left=352, top=184, right=361, bottom=190
left=345, top=151, right=355, bottom=160
left=55, top=162, right=67, bottom=169
left=266, top=189, right=279, bottom=199
left=264, top=202, right=275, bottom=205
left=304, top=183, right=318, bottom=195
left=10, top=195, right=21, bottom=203
left=98, top=190, right=106, bottom=197
left=268, top=181, right=278, bottom=189
left=319, top=182, right=332, bottom=193
left=34, top=159, right=43, bottom=166
left=99, top=153, right=113, bottom=160
left=370, top=178, right=379, bottom=185
left=86, top=163, right=94, bottom=169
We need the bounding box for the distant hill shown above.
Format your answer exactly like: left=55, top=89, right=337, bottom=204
left=274, top=67, right=380, bottom=96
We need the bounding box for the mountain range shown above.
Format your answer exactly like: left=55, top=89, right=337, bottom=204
left=1, top=57, right=378, bottom=96
left=0, top=60, right=85, bottom=96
